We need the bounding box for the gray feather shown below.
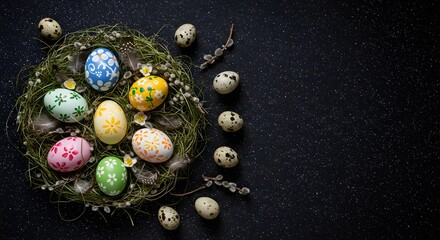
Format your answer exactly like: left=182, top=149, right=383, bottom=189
left=52, top=65, right=69, bottom=84
left=167, top=155, right=192, bottom=171
left=118, top=37, right=141, bottom=71
left=68, top=50, right=90, bottom=73
left=152, top=115, right=183, bottom=130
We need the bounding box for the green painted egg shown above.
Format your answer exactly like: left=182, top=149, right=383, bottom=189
left=95, top=156, right=127, bottom=196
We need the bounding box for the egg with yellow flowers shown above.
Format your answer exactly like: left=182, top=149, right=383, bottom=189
left=129, top=76, right=168, bottom=111
left=93, top=100, right=127, bottom=145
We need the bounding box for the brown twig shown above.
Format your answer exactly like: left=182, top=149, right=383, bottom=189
left=170, top=184, right=208, bottom=197
left=200, top=24, right=235, bottom=69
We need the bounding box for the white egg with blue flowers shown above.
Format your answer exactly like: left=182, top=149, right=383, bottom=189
left=85, top=48, right=120, bottom=92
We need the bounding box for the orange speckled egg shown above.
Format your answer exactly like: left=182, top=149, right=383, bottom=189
left=128, top=76, right=168, bottom=111
left=132, top=128, right=173, bottom=163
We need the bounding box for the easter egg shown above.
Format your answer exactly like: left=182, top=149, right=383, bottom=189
left=218, top=111, right=244, bottom=132
left=213, top=71, right=240, bottom=94
left=96, top=156, right=127, bottom=196
left=85, top=48, right=120, bottom=92
left=174, top=24, right=197, bottom=47
left=158, top=206, right=180, bottom=230
left=93, top=100, right=127, bottom=144
left=38, top=18, right=62, bottom=40
left=47, top=137, right=91, bottom=172
left=44, top=88, right=88, bottom=123
left=128, top=76, right=168, bottom=111
left=195, top=197, right=220, bottom=220
left=132, top=128, right=173, bottom=163
left=213, top=146, right=239, bottom=168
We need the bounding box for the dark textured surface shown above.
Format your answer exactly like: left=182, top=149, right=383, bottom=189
left=1, top=1, right=440, bottom=239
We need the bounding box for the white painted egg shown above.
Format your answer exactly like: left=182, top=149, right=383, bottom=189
left=38, top=18, right=62, bottom=40
left=218, top=111, right=244, bottom=132
left=47, top=137, right=91, bottom=172
left=174, top=24, right=196, bottom=47
left=158, top=206, right=180, bottom=230
left=132, top=128, right=173, bottom=163
left=44, top=88, right=88, bottom=123
left=213, top=71, right=240, bottom=94
left=93, top=100, right=127, bottom=144
left=213, top=146, right=239, bottom=168
left=195, top=197, right=220, bottom=220
left=85, top=48, right=120, bottom=92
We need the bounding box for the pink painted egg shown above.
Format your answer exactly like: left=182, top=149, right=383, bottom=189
left=47, top=137, right=91, bottom=172
left=132, top=128, right=174, bottom=163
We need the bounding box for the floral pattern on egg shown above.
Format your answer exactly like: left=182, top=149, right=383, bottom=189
left=93, top=100, right=127, bottom=145
left=132, top=128, right=173, bottom=163
left=47, top=137, right=91, bottom=172
left=85, top=48, right=120, bottom=92
left=128, top=76, right=168, bottom=111
left=44, top=88, right=88, bottom=123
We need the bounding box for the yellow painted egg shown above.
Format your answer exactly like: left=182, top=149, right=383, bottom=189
left=93, top=100, right=127, bottom=144
left=128, top=76, right=168, bottom=111
left=132, top=128, right=174, bottom=163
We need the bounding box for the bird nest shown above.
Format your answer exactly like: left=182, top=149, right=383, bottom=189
left=13, top=25, right=207, bottom=216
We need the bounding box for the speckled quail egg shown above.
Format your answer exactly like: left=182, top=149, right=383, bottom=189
left=213, top=71, right=240, bottom=94
left=218, top=111, right=244, bottom=132
left=195, top=197, right=220, bottom=220
left=158, top=206, right=180, bottom=230
left=38, top=18, right=62, bottom=40
left=214, top=146, right=239, bottom=168
left=174, top=24, right=196, bottom=47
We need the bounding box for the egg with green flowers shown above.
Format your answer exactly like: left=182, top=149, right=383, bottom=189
left=95, top=156, right=127, bottom=196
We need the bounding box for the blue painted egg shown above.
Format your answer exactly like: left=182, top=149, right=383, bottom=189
left=85, top=48, right=120, bottom=92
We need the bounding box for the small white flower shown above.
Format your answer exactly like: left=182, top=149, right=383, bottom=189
left=134, top=94, right=143, bottom=103
left=140, top=63, right=153, bottom=77
left=98, top=182, right=107, bottom=190
left=63, top=79, right=76, bottom=90
left=133, top=111, right=146, bottom=126
left=109, top=190, right=120, bottom=196
left=154, top=90, right=163, bottom=100
left=97, top=166, right=105, bottom=177
left=105, top=159, right=117, bottom=168
left=107, top=173, right=117, bottom=185
left=91, top=49, right=109, bottom=62
left=123, top=154, right=137, bottom=167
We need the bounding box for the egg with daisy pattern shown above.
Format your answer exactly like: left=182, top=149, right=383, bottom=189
left=93, top=100, right=127, bottom=144
left=132, top=128, right=174, bottom=163
left=96, top=156, right=127, bottom=196
left=129, top=76, right=168, bottom=111
left=85, top=48, right=120, bottom=92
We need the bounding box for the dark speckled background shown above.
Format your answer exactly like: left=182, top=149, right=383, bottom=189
left=1, top=0, right=440, bottom=239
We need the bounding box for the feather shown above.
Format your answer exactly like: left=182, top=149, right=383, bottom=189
left=74, top=178, right=94, bottom=194
left=131, top=163, right=158, bottom=185
left=152, top=115, right=183, bottom=130
left=68, top=50, right=90, bottom=73
left=167, top=155, right=192, bottom=171
left=118, top=37, right=141, bottom=71
left=32, top=112, right=60, bottom=134
left=52, top=65, right=69, bottom=84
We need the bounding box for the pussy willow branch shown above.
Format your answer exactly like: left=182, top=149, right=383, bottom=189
left=200, top=24, right=235, bottom=67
